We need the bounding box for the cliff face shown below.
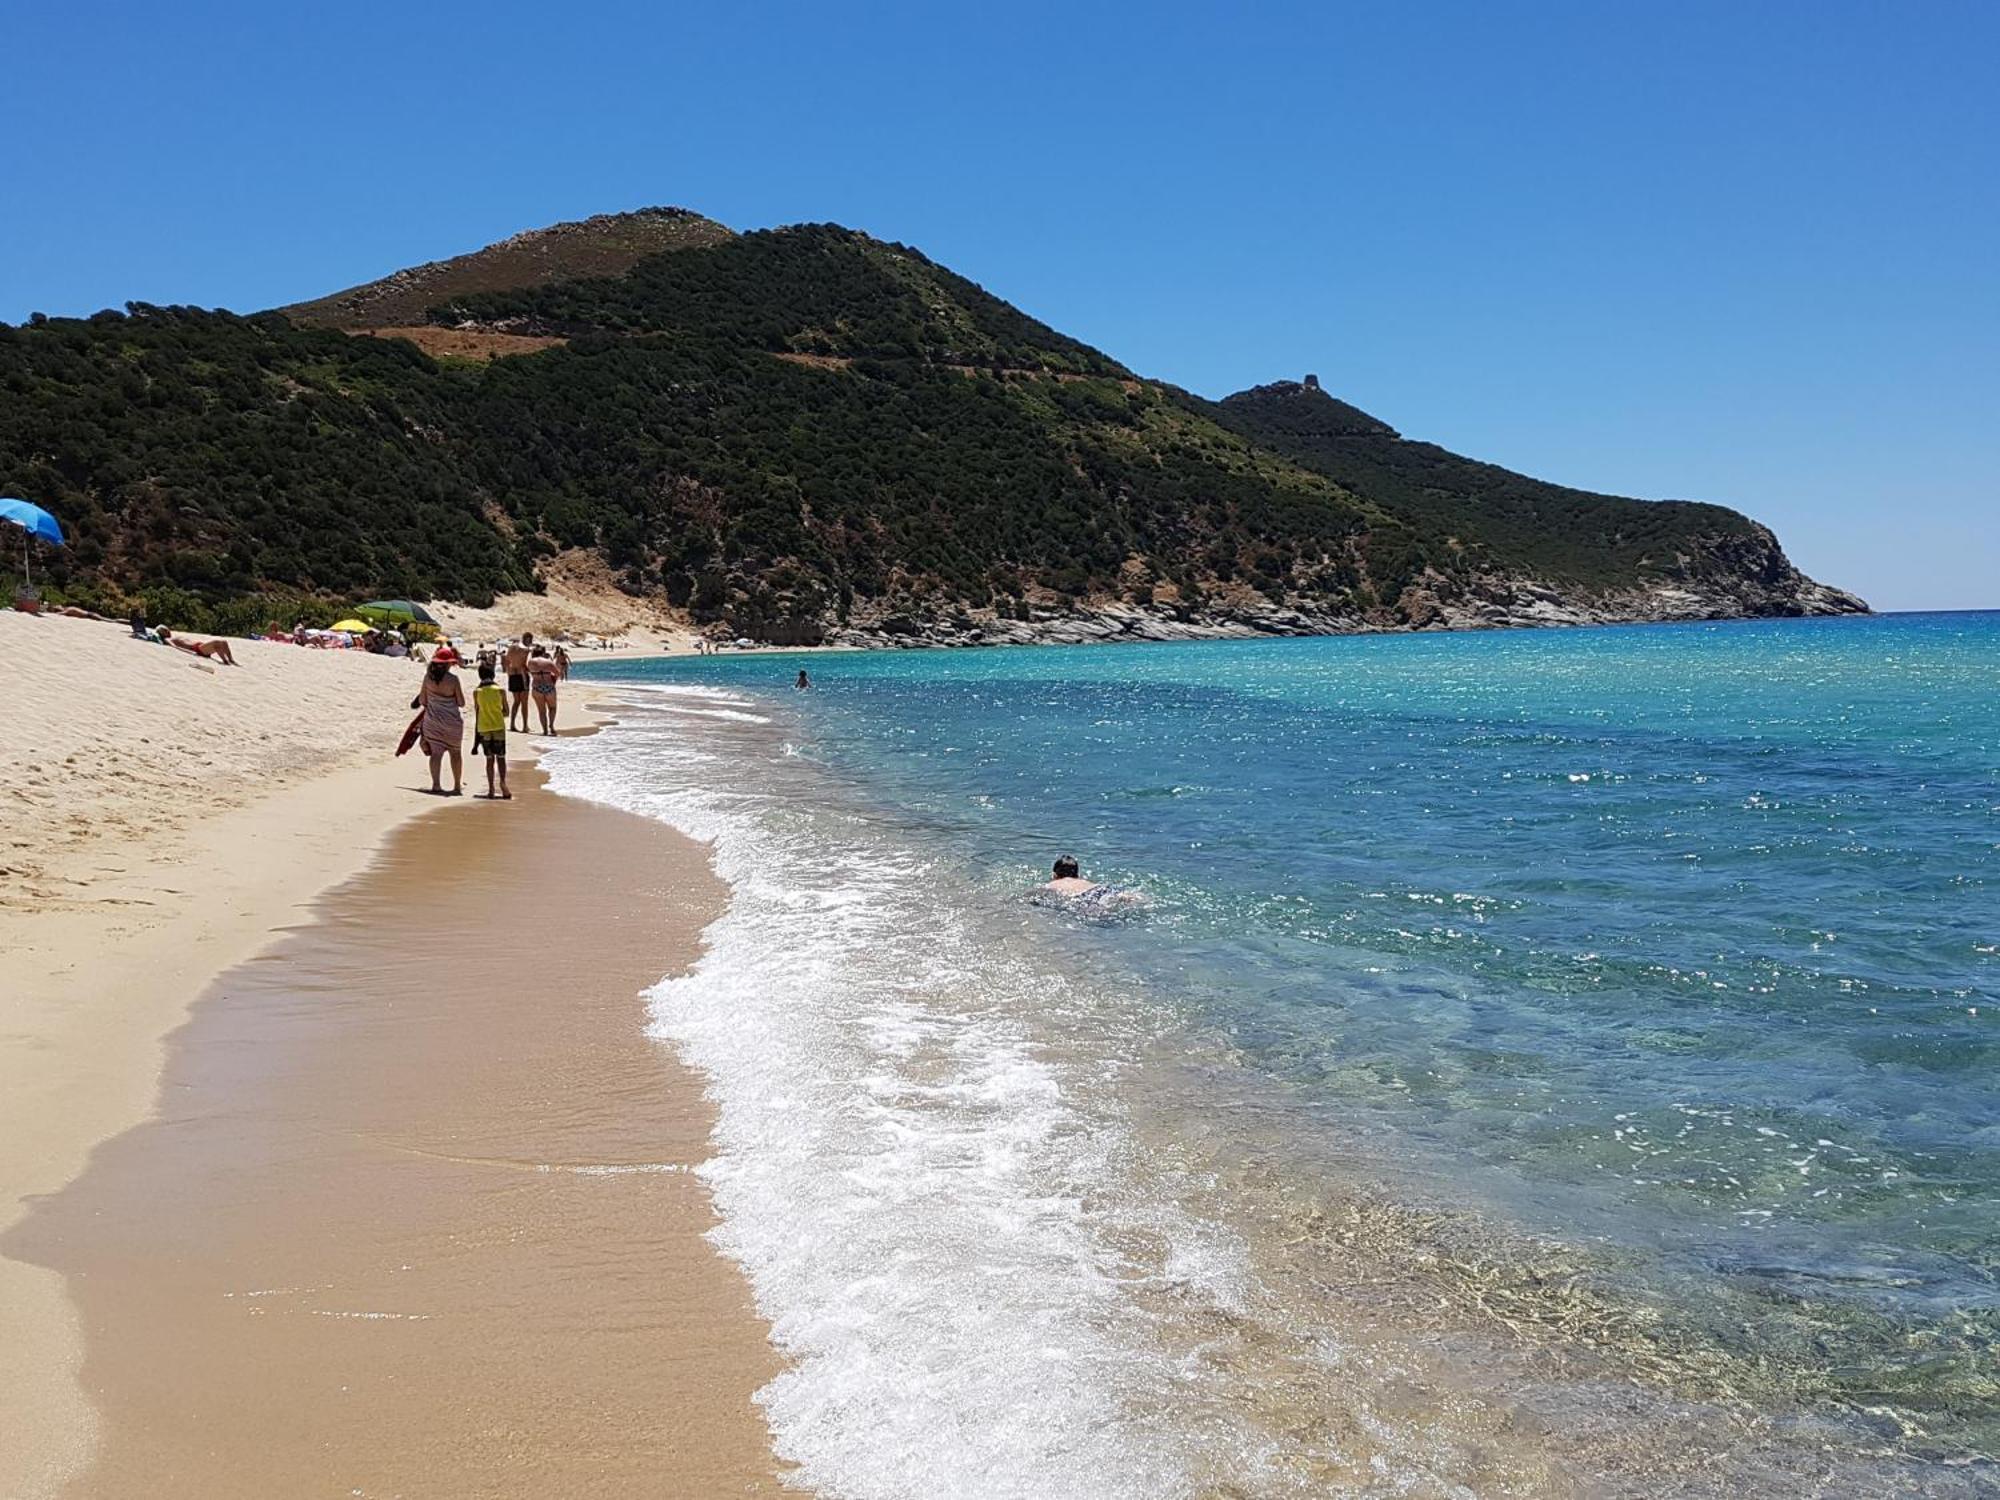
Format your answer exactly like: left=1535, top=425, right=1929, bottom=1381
left=0, top=213, right=1865, bottom=640
left=1387, top=529, right=1865, bottom=632
left=815, top=526, right=1863, bottom=649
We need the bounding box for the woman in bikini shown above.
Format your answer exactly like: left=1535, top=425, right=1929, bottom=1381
left=526, top=646, right=560, bottom=734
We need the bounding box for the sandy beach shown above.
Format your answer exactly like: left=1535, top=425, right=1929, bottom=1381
left=0, top=610, right=779, bottom=1496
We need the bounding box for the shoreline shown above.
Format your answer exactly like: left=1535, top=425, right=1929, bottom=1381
left=438, top=575, right=1877, bottom=670
left=10, top=613, right=1982, bottom=1496
left=563, top=633, right=1993, bottom=1495
left=0, top=621, right=780, bottom=1496
left=563, top=599, right=1880, bottom=665
left=4, top=748, right=782, bottom=1496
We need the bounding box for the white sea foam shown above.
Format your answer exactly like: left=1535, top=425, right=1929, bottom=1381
left=601, top=681, right=762, bottom=706
left=588, top=682, right=775, bottom=723
left=542, top=696, right=1278, bottom=1500
left=656, top=705, right=775, bottom=724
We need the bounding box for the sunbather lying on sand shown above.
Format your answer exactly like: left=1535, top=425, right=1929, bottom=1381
left=157, top=628, right=238, bottom=665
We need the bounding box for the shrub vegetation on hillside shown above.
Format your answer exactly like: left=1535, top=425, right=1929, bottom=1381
left=0, top=225, right=1794, bottom=635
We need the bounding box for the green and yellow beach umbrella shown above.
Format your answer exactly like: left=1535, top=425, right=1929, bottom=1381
left=357, top=599, right=438, bottom=625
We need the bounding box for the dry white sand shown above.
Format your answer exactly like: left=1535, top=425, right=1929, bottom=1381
left=4, top=611, right=420, bottom=903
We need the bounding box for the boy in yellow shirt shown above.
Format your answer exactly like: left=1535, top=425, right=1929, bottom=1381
left=471, top=664, right=511, bottom=799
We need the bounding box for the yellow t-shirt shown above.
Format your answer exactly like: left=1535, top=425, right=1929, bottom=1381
left=473, top=682, right=507, bottom=736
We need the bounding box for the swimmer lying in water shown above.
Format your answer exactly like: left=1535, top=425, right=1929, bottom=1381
left=1042, top=854, right=1099, bottom=897
left=1038, top=855, right=1146, bottom=914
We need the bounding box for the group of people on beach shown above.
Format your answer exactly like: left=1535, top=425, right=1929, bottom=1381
left=487, top=633, right=569, bottom=734
left=407, top=632, right=571, bottom=799
left=290, top=622, right=413, bottom=656
left=128, top=604, right=426, bottom=661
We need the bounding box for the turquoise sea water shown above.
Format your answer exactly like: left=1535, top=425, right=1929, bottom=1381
left=569, top=613, right=1998, bottom=1496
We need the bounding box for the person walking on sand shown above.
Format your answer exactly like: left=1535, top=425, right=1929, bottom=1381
left=554, top=643, right=571, bottom=681
left=503, top=633, right=534, bottom=732
left=414, top=658, right=466, bottom=795
left=527, top=645, right=560, bottom=734
left=471, top=663, right=511, bottom=800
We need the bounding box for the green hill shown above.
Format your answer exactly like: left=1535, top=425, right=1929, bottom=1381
left=1208, top=379, right=1774, bottom=590
left=432, top=223, right=1126, bottom=376
left=0, top=212, right=1863, bottom=639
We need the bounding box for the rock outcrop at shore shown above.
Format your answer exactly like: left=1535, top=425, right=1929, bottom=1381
left=827, top=561, right=1866, bottom=649
left=825, top=517, right=1865, bottom=648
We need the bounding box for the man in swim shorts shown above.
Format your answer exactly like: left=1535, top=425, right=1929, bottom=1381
left=503, top=633, right=533, bottom=732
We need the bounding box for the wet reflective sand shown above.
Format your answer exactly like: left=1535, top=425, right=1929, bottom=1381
left=6, top=766, right=784, bottom=1497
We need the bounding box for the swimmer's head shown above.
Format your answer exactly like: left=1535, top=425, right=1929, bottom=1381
left=1052, top=855, right=1080, bottom=879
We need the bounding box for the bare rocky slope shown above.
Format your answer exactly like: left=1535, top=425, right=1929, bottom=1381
left=278, top=207, right=732, bottom=331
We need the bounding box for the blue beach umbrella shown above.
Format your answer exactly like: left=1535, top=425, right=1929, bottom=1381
left=0, top=497, right=65, bottom=588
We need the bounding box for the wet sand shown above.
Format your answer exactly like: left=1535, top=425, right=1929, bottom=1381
left=5, top=762, right=785, bottom=1497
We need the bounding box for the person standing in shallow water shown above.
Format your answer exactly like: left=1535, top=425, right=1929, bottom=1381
left=527, top=645, right=560, bottom=734
left=796, top=669, right=812, bottom=691
left=503, top=633, right=533, bottom=732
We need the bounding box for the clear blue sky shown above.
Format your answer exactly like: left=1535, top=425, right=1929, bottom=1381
left=6, top=1, right=1994, bottom=610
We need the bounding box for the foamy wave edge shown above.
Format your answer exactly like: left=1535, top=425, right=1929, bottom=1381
left=538, top=697, right=1281, bottom=1500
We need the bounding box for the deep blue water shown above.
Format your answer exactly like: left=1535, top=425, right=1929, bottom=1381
left=581, top=611, right=1999, bottom=1457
